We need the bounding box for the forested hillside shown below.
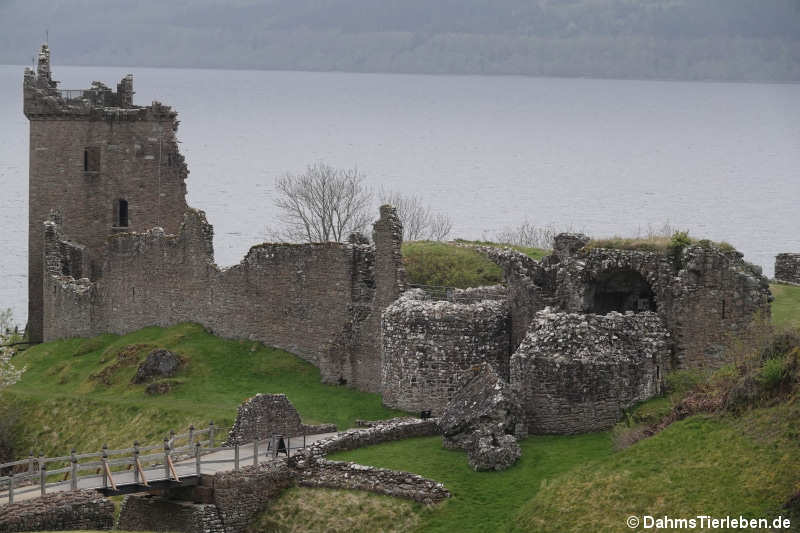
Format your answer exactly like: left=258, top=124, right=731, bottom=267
left=1, top=0, right=799, bottom=81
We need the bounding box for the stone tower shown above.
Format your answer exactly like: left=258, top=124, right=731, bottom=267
left=23, top=45, right=189, bottom=342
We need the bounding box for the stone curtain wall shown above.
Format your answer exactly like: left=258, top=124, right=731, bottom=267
left=42, top=207, right=404, bottom=393
left=511, top=310, right=671, bottom=434
left=118, top=495, right=224, bottom=533
left=304, top=417, right=441, bottom=457
left=381, top=290, right=511, bottom=414
left=25, top=47, right=188, bottom=342
left=0, top=490, right=114, bottom=533
left=224, top=394, right=336, bottom=445
left=775, top=254, right=800, bottom=285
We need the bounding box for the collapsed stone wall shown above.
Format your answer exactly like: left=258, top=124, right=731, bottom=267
left=511, top=309, right=671, bottom=434
left=306, top=417, right=441, bottom=457
left=381, top=290, right=511, bottom=414
left=42, top=206, right=405, bottom=393
left=775, top=254, right=800, bottom=285
left=0, top=490, right=114, bottom=533
left=224, top=394, right=336, bottom=445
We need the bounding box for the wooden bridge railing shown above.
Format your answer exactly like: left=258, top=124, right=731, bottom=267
left=0, top=423, right=315, bottom=505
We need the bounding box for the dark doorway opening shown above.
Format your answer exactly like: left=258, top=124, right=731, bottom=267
left=584, top=270, right=656, bottom=314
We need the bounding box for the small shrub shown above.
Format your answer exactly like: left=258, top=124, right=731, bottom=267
left=664, top=369, right=705, bottom=396
left=758, top=357, right=788, bottom=390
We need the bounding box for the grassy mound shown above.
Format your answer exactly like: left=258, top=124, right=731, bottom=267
left=2, top=323, right=403, bottom=457
left=402, top=241, right=549, bottom=288
left=248, top=487, right=427, bottom=533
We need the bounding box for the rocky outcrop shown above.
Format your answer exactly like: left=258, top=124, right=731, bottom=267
left=131, top=349, right=182, bottom=384
left=439, top=364, right=525, bottom=471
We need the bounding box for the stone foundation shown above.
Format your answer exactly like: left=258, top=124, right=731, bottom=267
left=118, top=495, right=224, bottom=533
left=0, top=490, right=113, bottom=533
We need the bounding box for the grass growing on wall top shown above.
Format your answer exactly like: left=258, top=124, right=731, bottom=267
left=401, top=240, right=549, bottom=288
left=2, top=323, right=404, bottom=457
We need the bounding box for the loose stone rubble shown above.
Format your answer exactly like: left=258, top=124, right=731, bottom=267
left=0, top=490, right=114, bottom=533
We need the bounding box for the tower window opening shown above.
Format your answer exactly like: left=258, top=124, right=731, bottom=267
left=116, top=199, right=129, bottom=227
left=84, top=146, right=100, bottom=173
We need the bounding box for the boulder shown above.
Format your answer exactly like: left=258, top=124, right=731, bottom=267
left=131, top=349, right=182, bottom=384
left=467, top=430, right=522, bottom=472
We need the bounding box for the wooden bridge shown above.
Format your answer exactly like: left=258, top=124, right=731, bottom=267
left=0, top=423, right=335, bottom=506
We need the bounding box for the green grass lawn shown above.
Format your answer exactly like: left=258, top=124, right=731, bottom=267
left=331, top=433, right=613, bottom=533
left=3, top=323, right=404, bottom=456
left=771, top=283, right=800, bottom=329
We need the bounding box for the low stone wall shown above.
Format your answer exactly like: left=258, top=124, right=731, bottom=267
left=775, top=254, right=800, bottom=285
left=511, top=309, right=671, bottom=434
left=211, top=461, right=295, bottom=533
left=306, top=417, right=441, bottom=456
left=0, top=490, right=114, bottom=533
left=381, top=290, right=511, bottom=414
left=224, top=394, right=336, bottom=445
left=296, top=458, right=449, bottom=504
left=118, top=495, right=224, bottom=533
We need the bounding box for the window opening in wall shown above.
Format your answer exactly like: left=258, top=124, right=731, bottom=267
left=116, top=199, right=129, bottom=227
left=84, top=146, right=100, bottom=173
left=583, top=269, right=656, bottom=314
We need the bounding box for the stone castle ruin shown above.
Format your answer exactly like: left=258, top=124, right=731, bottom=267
left=24, top=46, right=772, bottom=436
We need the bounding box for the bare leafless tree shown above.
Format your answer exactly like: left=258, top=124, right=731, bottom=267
left=380, top=190, right=452, bottom=241
left=271, top=162, right=374, bottom=243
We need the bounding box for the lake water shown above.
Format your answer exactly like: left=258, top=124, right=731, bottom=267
left=1, top=65, right=799, bottom=328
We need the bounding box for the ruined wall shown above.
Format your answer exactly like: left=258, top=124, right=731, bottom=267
left=775, top=253, right=800, bottom=285
left=0, top=490, right=114, bottom=533
left=25, top=45, right=188, bottom=342
left=552, top=244, right=772, bottom=369
left=511, top=309, right=671, bottom=434
left=42, top=207, right=404, bottom=394
left=224, top=394, right=336, bottom=445
left=381, top=289, right=511, bottom=414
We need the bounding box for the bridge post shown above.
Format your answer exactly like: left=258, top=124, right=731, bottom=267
left=70, top=449, right=77, bottom=491
left=163, top=438, right=170, bottom=480
left=188, top=425, right=195, bottom=447
left=169, top=430, right=175, bottom=448
left=195, top=442, right=201, bottom=475
left=101, top=445, right=108, bottom=488
left=27, top=451, right=33, bottom=475
left=253, top=438, right=259, bottom=466
left=234, top=441, right=240, bottom=472
left=209, top=421, right=215, bottom=447
left=39, top=461, right=46, bottom=496
left=133, top=442, right=140, bottom=484
left=8, top=472, right=14, bottom=504
left=271, top=435, right=277, bottom=458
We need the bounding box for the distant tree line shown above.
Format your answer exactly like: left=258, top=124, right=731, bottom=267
left=1, top=0, right=798, bottom=82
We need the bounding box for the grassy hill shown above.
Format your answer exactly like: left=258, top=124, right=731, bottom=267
left=1, top=323, right=403, bottom=457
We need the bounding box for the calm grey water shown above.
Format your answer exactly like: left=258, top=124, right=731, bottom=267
left=1, top=65, right=799, bottom=327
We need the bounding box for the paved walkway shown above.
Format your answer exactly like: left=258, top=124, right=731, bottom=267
left=0, top=432, right=336, bottom=506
